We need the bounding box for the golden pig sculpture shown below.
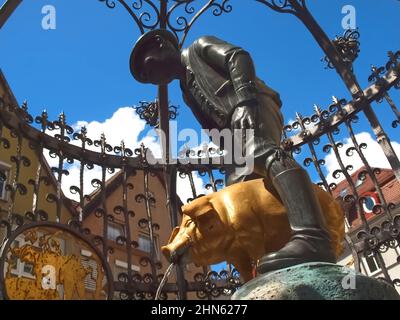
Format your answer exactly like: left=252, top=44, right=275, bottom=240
left=161, top=178, right=345, bottom=282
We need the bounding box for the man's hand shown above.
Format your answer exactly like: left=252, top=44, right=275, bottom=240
left=231, top=105, right=257, bottom=129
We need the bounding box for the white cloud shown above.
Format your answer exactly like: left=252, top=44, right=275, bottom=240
left=70, top=107, right=161, bottom=157
left=176, top=171, right=210, bottom=204
left=41, top=107, right=233, bottom=204
left=175, top=141, right=224, bottom=203
left=324, top=131, right=400, bottom=184
left=43, top=107, right=162, bottom=201
left=45, top=107, right=399, bottom=206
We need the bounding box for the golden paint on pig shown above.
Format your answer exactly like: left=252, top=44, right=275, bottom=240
left=161, top=178, right=345, bottom=283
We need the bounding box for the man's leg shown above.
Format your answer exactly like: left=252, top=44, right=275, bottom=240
left=256, top=148, right=336, bottom=274
left=228, top=95, right=336, bottom=273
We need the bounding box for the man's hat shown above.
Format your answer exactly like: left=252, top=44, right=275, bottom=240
left=130, top=29, right=179, bottom=83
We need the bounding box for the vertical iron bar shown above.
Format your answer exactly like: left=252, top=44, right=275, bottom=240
left=345, top=234, right=361, bottom=273
left=32, top=158, right=42, bottom=222
left=121, top=149, right=133, bottom=288
left=7, top=129, right=22, bottom=223
left=99, top=134, right=109, bottom=258
left=32, top=111, right=48, bottom=221
left=207, top=169, right=217, bottom=192
left=78, top=128, right=88, bottom=222
left=0, top=100, right=3, bottom=217
left=345, top=118, right=393, bottom=220
left=0, top=99, right=3, bottom=140
left=159, top=0, right=167, bottom=29
left=187, top=171, right=197, bottom=199
left=308, top=140, right=331, bottom=194
left=159, top=96, right=188, bottom=299
left=166, top=166, right=188, bottom=299
left=78, top=159, right=84, bottom=221
left=142, top=168, right=158, bottom=284
left=101, top=164, right=108, bottom=256
left=326, top=129, right=369, bottom=230
left=157, top=0, right=187, bottom=300
left=297, top=112, right=331, bottom=194
left=55, top=113, right=68, bottom=223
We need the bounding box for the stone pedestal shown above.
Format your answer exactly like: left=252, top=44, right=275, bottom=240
left=232, top=262, right=399, bottom=300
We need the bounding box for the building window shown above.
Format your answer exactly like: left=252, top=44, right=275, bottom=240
left=107, top=222, right=125, bottom=242
left=81, top=258, right=107, bottom=297
left=23, top=262, right=34, bottom=275
left=364, top=252, right=381, bottom=275
left=0, top=162, right=10, bottom=200
left=138, top=234, right=152, bottom=253
left=362, top=196, right=376, bottom=213
left=81, top=258, right=98, bottom=291
left=138, top=234, right=160, bottom=260
left=355, top=179, right=364, bottom=189
left=9, top=239, right=37, bottom=279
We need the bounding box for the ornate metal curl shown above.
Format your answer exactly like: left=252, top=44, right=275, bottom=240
left=193, top=268, right=241, bottom=299
left=323, top=29, right=360, bottom=69
left=99, top=0, right=232, bottom=48
left=167, top=0, right=232, bottom=47
left=134, top=101, right=178, bottom=128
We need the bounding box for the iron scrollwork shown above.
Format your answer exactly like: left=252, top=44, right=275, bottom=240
left=323, top=29, right=360, bottom=70
left=1, top=0, right=400, bottom=301
left=193, top=268, right=241, bottom=299
left=134, top=101, right=178, bottom=127
left=99, top=0, right=232, bottom=47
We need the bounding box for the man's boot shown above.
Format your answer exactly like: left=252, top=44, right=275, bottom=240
left=257, top=149, right=336, bottom=274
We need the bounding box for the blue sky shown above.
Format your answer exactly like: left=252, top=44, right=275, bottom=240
left=1, top=0, right=400, bottom=274
left=1, top=0, right=399, bottom=130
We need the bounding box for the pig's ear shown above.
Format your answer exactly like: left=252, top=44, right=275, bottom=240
left=197, top=209, right=223, bottom=236
left=181, top=196, right=213, bottom=219
left=167, top=226, right=180, bottom=244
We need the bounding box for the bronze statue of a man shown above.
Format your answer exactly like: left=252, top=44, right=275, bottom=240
left=130, top=29, right=336, bottom=274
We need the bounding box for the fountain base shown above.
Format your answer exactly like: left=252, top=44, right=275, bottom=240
left=231, top=262, right=399, bottom=300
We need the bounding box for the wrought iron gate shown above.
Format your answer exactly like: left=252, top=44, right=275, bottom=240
left=0, top=0, right=399, bottom=300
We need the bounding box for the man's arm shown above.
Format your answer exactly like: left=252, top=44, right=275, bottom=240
left=193, top=36, right=258, bottom=108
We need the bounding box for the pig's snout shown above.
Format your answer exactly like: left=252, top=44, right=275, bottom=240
left=161, top=238, right=192, bottom=264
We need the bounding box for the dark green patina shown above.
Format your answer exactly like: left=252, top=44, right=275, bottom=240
left=232, top=262, right=400, bottom=300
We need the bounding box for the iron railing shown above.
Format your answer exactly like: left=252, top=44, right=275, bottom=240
left=0, top=0, right=399, bottom=299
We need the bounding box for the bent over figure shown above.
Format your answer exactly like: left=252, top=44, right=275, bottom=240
left=129, top=29, right=336, bottom=274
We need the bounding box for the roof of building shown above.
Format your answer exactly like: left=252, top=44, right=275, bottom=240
left=332, top=166, right=395, bottom=199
